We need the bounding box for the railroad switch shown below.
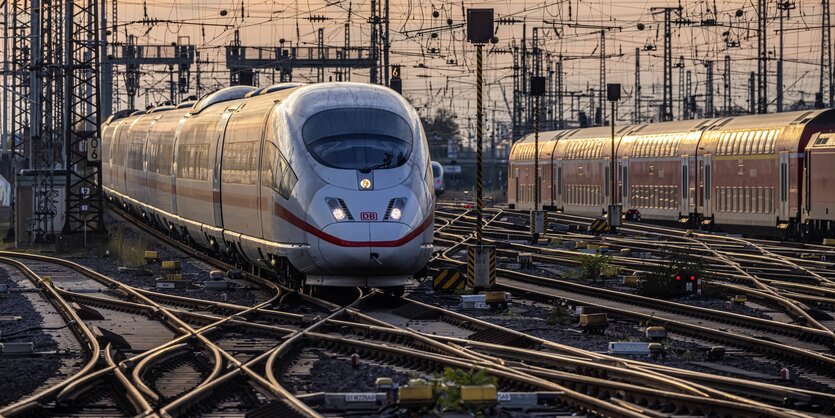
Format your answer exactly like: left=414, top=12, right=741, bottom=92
left=161, top=260, right=181, bottom=273
left=460, top=384, right=498, bottom=404
left=375, top=377, right=396, bottom=401
left=579, top=313, right=608, bottom=334
left=648, top=343, right=664, bottom=359
left=645, top=326, right=667, bottom=340
left=484, top=291, right=511, bottom=310
left=143, top=251, right=159, bottom=264
left=91, top=326, right=131, bottom=350
left=622, top=275, right=640, bottom=287
left=517, top=253, right=533, bottom=268
left=71, top=302, right=105, bottom=320
left=398, top=379, right=433, bottom=406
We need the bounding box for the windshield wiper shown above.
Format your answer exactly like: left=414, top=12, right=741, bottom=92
left=359, top=153, right=393, bottom=173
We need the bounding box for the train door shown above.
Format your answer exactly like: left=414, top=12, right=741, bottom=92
left=170, top=117, right=188, bottom=217
left=619, top=160, right=629, bottom=209
left=555, top=159, right=563, bottom=210
left=604, top=159, right=611, bottom=208
left=681, top=156, right=689, bottom=215
left=779, top=152, right=790, bottom=222
left=702, top=155, right=713, bottom=218
left=213, top=107, right=236, bottom=228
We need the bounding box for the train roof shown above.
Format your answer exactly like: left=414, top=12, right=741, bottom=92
left=705, top=109, right=835, bottom=131
left=511, top=108, right=835, bottom=148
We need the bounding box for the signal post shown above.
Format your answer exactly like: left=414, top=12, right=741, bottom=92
left=530, top=76, right=547, bottom=240
left=466, top=8, right=496, bottom=291
left=607, top=84, right=622, bottom=234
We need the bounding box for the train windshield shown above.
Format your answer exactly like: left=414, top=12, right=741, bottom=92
left=431, top=163, right=442, bottom=178
left=303, top=108, right=413, bottom=171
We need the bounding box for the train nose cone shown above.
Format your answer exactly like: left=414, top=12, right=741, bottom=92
left=316, top=222, right=416, bottom=274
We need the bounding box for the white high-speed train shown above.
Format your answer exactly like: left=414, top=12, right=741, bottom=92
left=102, top=83, right=435, bottom=292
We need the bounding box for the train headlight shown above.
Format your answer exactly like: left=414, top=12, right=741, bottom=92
left=385, top=198, right=407, bottom=221
left=326, top=197, right=352, bottom=221
left=390, top=207, right=402, bottom=221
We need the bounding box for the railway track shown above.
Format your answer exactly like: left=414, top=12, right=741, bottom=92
left=4, top=201, right=834, bottom=416
left=433, top=205, right=835, bottom=388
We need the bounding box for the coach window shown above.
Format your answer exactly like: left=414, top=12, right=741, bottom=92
left=756, top=131, right=766, bottom=153
left=605, top=166, right=610, bottom=197
left=743, top=132, right=754, bottom=154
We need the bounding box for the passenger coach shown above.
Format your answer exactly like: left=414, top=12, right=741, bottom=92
left=509, top=109, right=835, bottom=238
left=103, top=83, right=435, bottom=292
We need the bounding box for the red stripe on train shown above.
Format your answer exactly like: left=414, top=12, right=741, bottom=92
left=274, top=203, right=433, bottom=248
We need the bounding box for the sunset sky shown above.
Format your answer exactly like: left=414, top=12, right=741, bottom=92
left=35, top=0, right=835, bottom=129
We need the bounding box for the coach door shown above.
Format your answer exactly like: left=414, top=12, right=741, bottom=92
left=779, top=152, right=790, bottom=221
left=213, top=107, right=236, bottom=228
left=619, top=160, right=629, bottom=209
left=702, top=155, right=713, bottom=218
left=681, top=156, right=690, bottom=215
left=554, top=159, right=563, bottom=210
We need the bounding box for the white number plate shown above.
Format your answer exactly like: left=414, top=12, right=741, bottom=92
left=497, top=392, right=511, bottom=402
left=474, top=302, right=489, bottom=309
left=345, top=393, right=377, bottom=402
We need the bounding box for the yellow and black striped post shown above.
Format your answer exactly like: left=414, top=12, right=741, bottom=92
left=434, top=268, right=465, bottom=292
left=467, top=244, right=496, bottom=291
left=476, top=44, right=484, bottom=244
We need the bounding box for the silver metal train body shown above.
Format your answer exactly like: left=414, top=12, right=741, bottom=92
left=102, top=83, right=435, bottom=288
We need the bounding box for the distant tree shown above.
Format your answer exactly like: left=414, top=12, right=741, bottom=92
left=421, top=108, right=460, bottom=159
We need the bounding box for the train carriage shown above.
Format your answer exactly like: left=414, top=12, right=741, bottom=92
left=617, top=119, right=710, bottom=222
left=803, top=132, right=835, bottom=235
left=103, top=82, right=434, bottom=291
left=509, top=109, right=835, bottom=237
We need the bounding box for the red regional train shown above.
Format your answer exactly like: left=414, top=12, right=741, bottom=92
left=508, top=109, right=835, bottom=239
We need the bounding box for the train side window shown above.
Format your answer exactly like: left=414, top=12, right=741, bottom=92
left=735, top=132, right=744, bottom=154
left=771, top=130, right=778, bottom=153
left=621, top=166, right=628, bottom=198
left=605, top=166, right=610, bottom=197
left=756, top=131, right=766, bottom=153
left=723, top=133, right=732, bottom=155
left=743, top=132, right=753, bottom=154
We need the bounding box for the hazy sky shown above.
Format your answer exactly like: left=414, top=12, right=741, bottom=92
left=30, top=0, right=835, bottom=125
